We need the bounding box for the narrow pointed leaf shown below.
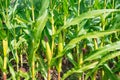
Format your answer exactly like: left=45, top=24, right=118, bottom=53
left=55, top=9, right=119, bottom=35
left=84, top=41, right=120, bottom=61
left=34, top=10, right=48, bottom=41
left=39, top=0, right=49, bottom=16
left=61, top=62, right=98, bottom=80
left=86, top=51, right=120, bottom=79
left=9, top=64, right=16, bottom=80
left=37, top=55, right=47, bottom=80
left=53, top=29, right=120, bottom=59
left=103, top=64, right=118, bottom=80
left=65, top=29, right=120, bottom=51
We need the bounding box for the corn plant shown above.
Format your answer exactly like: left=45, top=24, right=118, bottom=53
left=0, top=0, right=120, bottom=80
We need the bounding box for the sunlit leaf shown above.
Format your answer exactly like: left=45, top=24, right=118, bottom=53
left=84, top=41, right=120, bottom=61
left=55, top=9, right=119, bottom=36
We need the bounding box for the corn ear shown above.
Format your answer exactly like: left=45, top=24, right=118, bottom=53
left=3, top=39, right=8, bottom=57
left=57, top=33, right=63, bottom=72
left=58, top=33, right=63, bottom=52
left=3, top=39, right=8, bottom=80
left=46, top=42, right=52, bottom=65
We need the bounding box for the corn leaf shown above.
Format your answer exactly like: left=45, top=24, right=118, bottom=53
left=0, top=56, right=3, bottom=70
left=103, top=64, right=118, bottom=80
left=55, top=9, right=119, bottom=36
left=61, top=62, right=98, bottom=80
left=65, top=29, right=120, bottom=51
left=8, top=64, right=16, bottom=80
left=37, top=55, right=47, bottom=80
left=34, top=10, right=48, bottom=42
left=53, top=29, right=120, bottom=59
left=84, top=41, right=120, bottom=61
left=85, top=51, right=120, bottom=80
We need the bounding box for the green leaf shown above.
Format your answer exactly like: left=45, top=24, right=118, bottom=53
left=37, top=55, right=47, bottom=80
left=34, top=10, right=48, bottom=41
left=103, top=64, right=118, bottom=80
left=67, top=53, right=78, bottom=67
left=0, top=56, right=3, bottom=69
left=55, top=9, right=119, bottom=36
left=54, top=29, right=120, bottom=59
left=15, top=15, right=30, bottom=24
left=63, top=0, right=68, bottom=15
left=38, top=0, right=49, bottom=16
left=0, top=19, right=6, bottom=39
left=65, top=30, right=120, bottom=51
left=9, top=64, right=16, bottom=80
left=85, top=51, right=120, bottom=80
left=84, top=41, right=120, bottom=61
left=61, top=62, right=98, bottom=80
left=100, top=51, right=120, bottom=65
left=33, top=0, right=49, bottom=42
left=28, top=0, right=49, bottom=66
